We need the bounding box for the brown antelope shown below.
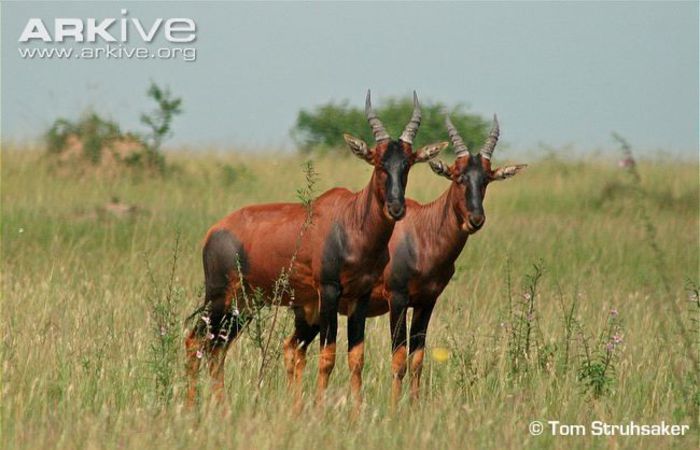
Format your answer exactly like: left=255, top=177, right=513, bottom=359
left=185, top=91, right=448, bottom=408
left=364, top=114, right=526, bottom=406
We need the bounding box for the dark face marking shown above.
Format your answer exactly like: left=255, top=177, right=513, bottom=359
left=320, top=222, right=348, bottom=286
left=457, top=155, right=489, bottom=230
left=381, top=140, right=410, bottom=220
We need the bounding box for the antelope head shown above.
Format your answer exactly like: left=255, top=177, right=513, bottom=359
left=344, top=90, right=448, bottom=221
left=430, top=114, right=526, bottom=232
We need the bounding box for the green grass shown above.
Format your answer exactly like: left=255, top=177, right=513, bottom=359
left=2, top=147, right=698, bottom=449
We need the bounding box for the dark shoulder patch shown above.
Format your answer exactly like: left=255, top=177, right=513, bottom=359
left=388, top=233, right=416, bottom=292
left=320, top=222, right=347, bottom=285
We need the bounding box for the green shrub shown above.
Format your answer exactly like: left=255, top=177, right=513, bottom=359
left=45, top=112, right=122, bottom=164
left=291, top=95, right=490, bottom=154
left=43, top=82, right=182, bottom=173
left=139, top=82, right=183, bottom=169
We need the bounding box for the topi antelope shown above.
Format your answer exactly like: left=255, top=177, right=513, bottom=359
left=365, top=114, right=526, bottom=406
left=185, top=91, right=448, bottom=408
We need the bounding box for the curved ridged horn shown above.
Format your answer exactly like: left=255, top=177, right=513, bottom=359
left=399, top=91, right=421, bottom=144
left=479, top=114, right=500, bottom=161
left=445, top=113, right=469, bottom=157
left=365, top=90, right=390, bottom=142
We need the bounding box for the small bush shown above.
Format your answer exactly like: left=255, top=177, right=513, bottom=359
left=291, top=95, right=490, bottom=154
left=220, top=163, right=255, bottom=186
left=137, top=82, right=183, bottom=172
left=577, top=309, right=624, bottom=399
left=147, top=233, right=186, bottom=406
left=43, top=82, right=182, bottom=174
left=46, top=112, right=124, bottom=164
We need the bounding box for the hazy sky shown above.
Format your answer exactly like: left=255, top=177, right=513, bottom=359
left=2, top=1, right=698, bottom=156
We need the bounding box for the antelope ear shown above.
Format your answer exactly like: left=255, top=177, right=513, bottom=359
left=344, top=133, right=374, bottom=163
left=429, top=159, right=454, bottom=180
left=491, top=164, right=527, bottom=181
left=415, top=141, right=449, bottom=163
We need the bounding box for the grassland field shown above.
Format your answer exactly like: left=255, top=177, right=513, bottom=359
left=1, top=146, right=698, bottom=449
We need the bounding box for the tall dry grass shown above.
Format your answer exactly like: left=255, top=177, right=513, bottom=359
left=2, top=147, right=698, bottom=449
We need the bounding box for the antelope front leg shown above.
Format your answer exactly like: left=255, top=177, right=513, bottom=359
left=184, top=329, right=203, bottom=408
left=283, top=307, right=319, bottom=411
left=408, top=303, right=435, bottom=402
left=347, top=293, right=369, bottom=411
left=208, top=345, right=228, bottom=404
left=316, top=283, right=340, bottom=405
left=389, top=290, right=409, bottom=409
left=204, top=304, right=248, bottom=406
left=283, top=334, right=297, bottom=388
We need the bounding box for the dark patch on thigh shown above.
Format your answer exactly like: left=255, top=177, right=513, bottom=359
left=388, top=233, right=416, bottom=293
left=321, top=222, right=347, bottom=285
left=203, top=229, right=248, bottom=301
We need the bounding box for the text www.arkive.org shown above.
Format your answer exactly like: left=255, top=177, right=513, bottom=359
left=18, top=44, right=196, bottom=62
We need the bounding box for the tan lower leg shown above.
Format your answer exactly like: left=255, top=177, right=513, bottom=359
left=283, top=336, right=297, bottom=388
left=391, top=346, right=408, bottom=408
left=348, top=342, right=365, bottom=407
left=316, top=343, right=336, bottom=403
left=409, top=348, right=425, bottom=401
left=184, top=333, right=202, bottom=408
left=292, top=346, right=308, bottom=412
left=208, top=347, right=227, bottom=403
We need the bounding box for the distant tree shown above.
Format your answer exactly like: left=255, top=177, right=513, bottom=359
left=291, top=95, right=490, bottom=154
left=138, top=82, right=183, bottom=169
left=140, top=82, right=183, bottom=154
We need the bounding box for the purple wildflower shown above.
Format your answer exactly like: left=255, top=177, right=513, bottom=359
left=618, top=157, right=635, bottom=169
